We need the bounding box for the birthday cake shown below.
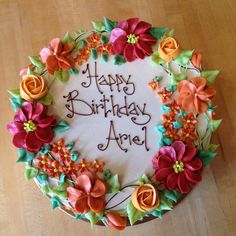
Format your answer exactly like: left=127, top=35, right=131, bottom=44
left=7, top=17, right=221, bottom=230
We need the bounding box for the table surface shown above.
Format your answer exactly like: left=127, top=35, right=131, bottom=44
left=1, top=0, right=236, bottom=236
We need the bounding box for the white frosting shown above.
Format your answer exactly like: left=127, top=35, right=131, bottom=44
left=42, top=56, right=204, bottom=211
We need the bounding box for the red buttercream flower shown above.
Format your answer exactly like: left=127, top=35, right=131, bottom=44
left=109, top=18, right=156, bottom=62
left=67, top=172, right=107, bottom=214
left=179, top=128, right=198, bottom=144
left=157, top=88, right=173, bottom=103
left=87, top=33, right=101, bottom=48
left=177, top=77, right=216, bottom=114
left=7, top=102, right=56, bottom=153
left=152, top=141, right=202, bottom=193
left=40, top=38, right=75, bottom=74
left=181, top=113, right=197, bottom=131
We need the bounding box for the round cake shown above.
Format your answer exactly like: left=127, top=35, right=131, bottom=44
left=7, top=17, right=221, bottom=230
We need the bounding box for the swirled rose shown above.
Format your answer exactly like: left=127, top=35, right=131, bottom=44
left=20, top=75, right=47, bottom=102
left=158, top=37, right=181, bottom=62
left=131, top=184, right=159, bottom=212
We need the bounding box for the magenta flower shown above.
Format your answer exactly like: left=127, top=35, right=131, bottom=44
left=152, top=141, right=202, bottom=193
left=109, top=18, right=156, bottom=62
left=7, top=102, right=56, bottom=153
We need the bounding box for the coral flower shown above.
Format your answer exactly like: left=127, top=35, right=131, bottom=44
left=152, top=141, right=202, bottom=193
left=191, top=52, right=202, bottom=70
left=106, top=212, right=127, bottom=231
left=67, top=172, right=107, bottom=214
left=109, top=18, right=156, bottom=62
left=177, top=77, right=216, bottom=114
left=7, top=102, right=56, bottom=153
left=40, top=38, right=75, bottom=74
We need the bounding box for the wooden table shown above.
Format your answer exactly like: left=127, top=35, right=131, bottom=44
left=0, top=0, right=236, bottom=235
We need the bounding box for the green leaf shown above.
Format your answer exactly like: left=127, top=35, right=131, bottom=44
left=69, top=67, right=79, bottom=74
left=71, top=151, right=79, bottom=162
left=166, top=29, right=174, bottom=37
left=127, top=201, right=146, bottom=225
left=102, top=53, right=109, bottom=62
left=54, top=70, right=70, bottom=83
left=41, top=185, right=50, bottom=195
left=151, top=209, right=163, bottom=219
left=103, top=17, right=118, bottom=33
left=36, top=173, right=48, bottom=186
left=28, top=55, right=45, bottom=69
left=91, top=21, right=105, bottom=32
left=137, top=174, right=152, bottom=185
left=156, top=196, right=173, bottom=211
left=17, top=148, right=35, bottom=162
left=208, top=144, right=219, bottom=152
left=171, top=73, right=187, bottom=85
left=174, top=50, right=194, bottom=65
left=75, top=214, right=86, bottom=220
left=151, top=54, right=165, bottom=65
left=198, top=150, right=217, bottom=166
left=50, top=196, right=61, bottom=209
left=53, top=119, right=70, bottom=134
left=114, top=54, right=126, bottom=65
left=91, top=48, right=98, bottom=60
left=8, top=88, right=20, bottom=98
left=209, top=119, right=222, bottom=132
left=62, top=32, right=76, bottom=47
left=106, top=174, right=120, bottom=193
left=103, top=169, right=112, bottom=180
left=85, top=210, right=100, bottom=225
left=24, top=164, right=39, bottom=180
left=201, top=70, right=219, bottom=84
left=39, top=93, right=53, bottom=105
left=50, top=182, right=68, bottom=199
left=10, top=97, right=23, bottom=112
left=100, top=34, right=109, bottom=43
left=149, top=27, right=167, bottom=40
left=162, top=189, right=181, bottom=203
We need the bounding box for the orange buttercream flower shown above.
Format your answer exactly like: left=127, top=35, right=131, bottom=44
left=158, top=37, right=181, bottom=62
left=67, top=172, right=107, bottom=214
left=20, top=74, right=47, bottom=102
left=191, top=52, right=202, bottom=69
left=106, top=212, right=127, bottom=231
left=177, top=77, right=216, bottom=114
left=131, top=184, right=159, bottom=212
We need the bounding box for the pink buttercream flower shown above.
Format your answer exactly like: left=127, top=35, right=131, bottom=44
left=152, top=141, right=202, bottom=193
left=109, top=18, right=156, bottom=62
left=177, top=77, right=216, bottom=114
left=7, top=102, right=56, bottom=153
left=40, top=38, right=75, bottom=74
left=67, top=172, right=107, bottom=214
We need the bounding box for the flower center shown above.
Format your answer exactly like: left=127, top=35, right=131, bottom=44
left=173, top=161, right=184, bottom=173
left=127, top=34, right=139, bottom=44
left=24, top=120, right=37, bottom=132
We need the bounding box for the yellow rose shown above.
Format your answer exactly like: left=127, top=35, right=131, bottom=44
left=158, top=37, right=181, bottom=62
left=20, top=75, right=47, bottom=102
left=131, top=184, right=159, bottom=212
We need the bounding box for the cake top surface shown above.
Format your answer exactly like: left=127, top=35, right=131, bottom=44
left=7, top=17, right=221, bottom=230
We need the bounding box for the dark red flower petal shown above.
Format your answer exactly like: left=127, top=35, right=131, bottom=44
left=123, top=44, right=136, bottom=62
left=35, top=127, right=54, bottom=143
left=134, top=46, right=145, bottom=59
left=156, top=154, right=173, bottom=168
left=136, top=41, right=153, bottom=56
left=31, top=103, right=46, bottom=121
left=139, top=33, right=156, bottom=45
left=159, top=146, right=176, bottom=161
left=25, top=132, right=42, bottom=152
left=117, top=20, right=128, bottom=31
left=182, top=145, right=197, bottom=162
left=7, top=122, right=24, bottom=135
left=22, top=102, right=33, bottom=120
left=185, top=158, right=202, bottom=171
left=127, top=18, right=139, bottom=33
left=37, top=116, right=56, bottom=128
left=154, top=167, right=173, bottom=182
left=14, top=107, right=27, bottom=123
left=185, top=169, right=202, bottom=184
left=166, top=172, right=178, bottom=190
left=12, top=131, right=27, bottom=148
left=177, top=172, right=192, bottom=193
left=111, top=35, right=127, bottom=55
left=134, top=21, right=151, bottom=35
left=172, top=141, right=185, bottom=161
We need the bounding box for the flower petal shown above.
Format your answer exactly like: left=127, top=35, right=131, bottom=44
left=31, top=103, right=46, bottom=121
left=106, top=212, right=126, bottom=231
left=25, top=132, right=42, bottom=152
left=172, top=141, right=185, bottom=160
left=67, top=187, right=84, bottom=202
left=166, top=172, right=178, bottom=190
left=74, top=195, right=90, bottom=214
left=123, top=44, right=136, bottom=62
left=46, top=55, right=58, bottom=74
left=134, top=21, right=151, bottom=34
left=12, top=131, right=27, bottom=149
left=22, top=102, right=33, bottom=120
left=182, top=145, right=197, bottom=162
left=37, top=116, right=56, bottom=128
left=136, top=41, right=152, bottom=56
left=159, top=146, right=176, bottom=161
left=75, top=173, right=93, bottom=193
left=117, top=20, right=128, bottom=31
left=88, top=196, right=105, bottom=213
left=111, top=35, right=127, bottom=55
left=49, top=38, right=62, bottom=54
left=110, top=28, right=126, bottom=43
left=40, top=48, right=52, bottom=63
left=127, top=18, right=139, bottom=33
left=134, top=46, right=145, bottom=59
left=177, top=172, right=192, bottom=193
left=154, top=167, right=173, bottom=182
left=153, top=154, right=173, bottom=168
left=139, top=33, right=156, bottom=45
left=185, top=169, right=202, bottom=184
left=35, top=127, right=54, bottom=143
left=185, top=158, right=202, bottom=171
left=7, top=122, right=24, bottom=135
left=90, top=178, right=107, bottom=198
left=14, top=108, right=27, bottom=122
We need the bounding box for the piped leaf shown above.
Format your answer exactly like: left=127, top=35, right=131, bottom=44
left=114, top=54, right=126, bottom=65
left=53, top=119, right=70, bottom=134
left=137, top=174, right=152, bottom=185
left=201, top=70, right=219, bottom=84
left=127, top=201, right=146, bottom=225
left=151, top=54, right=165, bottom=65
left=162, top=189, right=181, bottom=203
left=209, top=119, right=222, bottom=132
left=62, top=32, right=76, bottom=47
left=39, top=94, right=53, bottom=105
left=85, top=210, right=100, bottom=225
left=174, top=50, right=194, bottom=65
left=92, top=21, right=105, bottom=32
left=106, top=174, right=120, bottom=193
left=149, top=27, right=167, bottom=40
left=54, top=70, right=70, bottom=83
left=8, top=88, right=20, bottom=98
left=50, top=196, right=61, bottom=209
left=24, top=164, right=39, bottom=180
left=198, top=150, right=217, bottom=166
left=28, top=56, right=45, bottom=69
left=103, top=17, right=118, bottom=33
left=10, top=97, right=23, bottom=112
left=17, top=148, right=35, bottom=162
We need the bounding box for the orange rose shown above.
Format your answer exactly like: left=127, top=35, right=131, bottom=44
left=20, top=75, right=47, bottom=102
left=131, top=184, right=159, bottom=212
left=106, top=212, right=127, bottom=231
left=158, top=37, right=181, bottom=62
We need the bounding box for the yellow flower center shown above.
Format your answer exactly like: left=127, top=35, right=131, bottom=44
left=81, top=163, right=86, bottom=168
left=127, top=34, right=139, bottom=44
left=173, top=161, right=184, bottom=173
left=24, top=120, right=37, bottom=132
